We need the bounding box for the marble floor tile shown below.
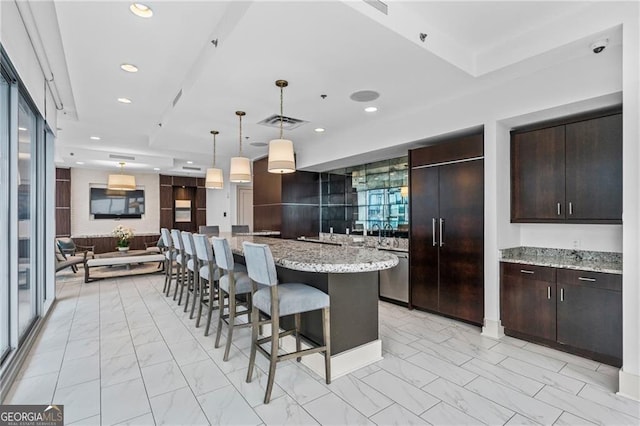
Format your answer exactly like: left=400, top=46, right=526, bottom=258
left=101, top=378, right=152, bottom=426
left=369, top=403, right=431, bottom=426
left=577, top=384, right=640, bottom=419
left=409, top=337, right=472, bottom=366
left=401, top=322, right=451, bottom=344
left=559, top=363, right=618, bottom=392
left=57, top=355, right=100, bottom=389
left=53, top=379, right=101, bottom=424
left=423, top=378, right=514, bottom=425
left=179, top=358, right=230, bottom=396
left=101, top=334, right=136, bottom=360
left=553, top=411, right=596, bottom=425
left=379, top=322, right=421, bottom=345
left=440, top=325, right=497, bottom=349
left=3, top=371, right=58, bottom=405
left=100, top=319, right=130, bottom=339
left=68, top=320, right=100, bottom=342
left=272, top=363, right=330, bottom=405
left=158, top=324, right=194, bottom=344
left=198, top=385, right=262, bottom=425
left=596, top=363, right=620, bottom=377
left=17, top=349, right=65, bottom=379
left=406, top=352, right=477, bottom=387
left=226, top=367, right=286, bottom=407
left=499, top=356, right=586, bottom=395
left=535, top=386, right=638, bottom=425
left=140, top=360, right=188, bottom=397
left=381, top=335, right=421, bottom=359
left=505, top=413, right=540, bottom=425
left=349, top=363, right=381, bottom=380
left=328, top=374, right=393, bottom=417
left=113, top=412, right=156, bottom=425
left=149, top=387, right=208, bottom=425
left=101, top=353, right=142, bottom=387
left=361, top=369, right=439, bottom=415
left=254, top=394, right=319, bottom=426
left=64, top=337, right=100, bottom=361
left=130, top=325, right=163, bottom=347
left=135, top=341, right=173, bottom=367
left=491, top=343, right=567, bottom=372
left=441, top=336, right=507, bottom=365
left=166, top=338, right=209, bottom=366
left=523, top=341, right=601, bottom=371
left=464, top=376, right=562, bottom=425
left=67, top=414, right=101, bottom=425
left=375, top=353, right=438, bottom=388
left=420, top=401, right=484, bottom=426
left=461, top=357, right=544, bottom=397
left=303, top=393, right=375, bottom=426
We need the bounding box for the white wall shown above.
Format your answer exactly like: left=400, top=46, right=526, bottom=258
left=70, top=168, right=160, bottom=236
left=205, top=184, right=233, bottom=232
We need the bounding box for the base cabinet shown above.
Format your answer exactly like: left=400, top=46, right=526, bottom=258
left=500, top=262, right=622, bottom=366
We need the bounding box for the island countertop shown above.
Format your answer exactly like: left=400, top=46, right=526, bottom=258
left=221, top=236, right=399, bottom=274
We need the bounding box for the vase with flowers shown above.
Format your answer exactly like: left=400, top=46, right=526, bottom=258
left=112, top=225, right=134, bottom=252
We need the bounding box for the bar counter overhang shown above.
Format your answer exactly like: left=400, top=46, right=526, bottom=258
left=223, top=235, right=399, bottom=379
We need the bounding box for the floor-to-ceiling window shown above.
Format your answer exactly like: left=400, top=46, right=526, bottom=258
left=0, top=63, right=10, bottom=362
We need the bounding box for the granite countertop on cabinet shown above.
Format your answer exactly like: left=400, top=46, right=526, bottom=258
left=223, top=236, right=399, bottom=274
left=500, top=246, right=622, bottom=275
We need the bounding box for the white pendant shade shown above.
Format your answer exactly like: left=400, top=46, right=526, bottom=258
left=205, top=167, right=224, bottom=189
left=230, top=157, right=251, bottom=183
left=268, top=139, right=296, bottom=174
left=107, top=173, right=136, bottom=191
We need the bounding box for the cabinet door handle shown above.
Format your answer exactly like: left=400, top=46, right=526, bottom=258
left=432, top=218, right=437, bottom=246
left=520, top=269, right=534, bottom=274
left=560, top=288, right=564, bottom=302
left=439, top=218, right=444, bottom=247
left=578, top=277, right=596, bottom=282
left=557, top=202, right=561, bottom=216
left=569, top=202, right=573, bottom=216
left=547, top=286, right=551, bottom=300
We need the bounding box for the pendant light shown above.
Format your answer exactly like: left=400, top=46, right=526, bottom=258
left=107, top=162, right=136, bottom=191
left=229, top=111, right=251, bottom=183
left=205, top=130, right=224, bottom=189
left=268, top=79, right=296, bottom=174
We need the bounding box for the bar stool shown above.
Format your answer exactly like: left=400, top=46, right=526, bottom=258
left=242, top=242, right=331, bottom=404
left=212, top=237, right=254, bottom=361
left=231, top=225, right=250, bottom=235
left=181, top=231, right=199, bottom=317
left=170, top=229, right=187, bottom=302
left=160, top=228, right=176, bottom=295
left=198, top=225, right=220, bottom=236
left=193, top=234, right=221, bottom=335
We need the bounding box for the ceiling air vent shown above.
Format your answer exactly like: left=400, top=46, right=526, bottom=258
left=364, top=0, right=388, bottom=15
left=182, top=166, right=201, bottom=171
left=258, top=114, right=308, bottom=131
left=172, top=89, right=183, bottom=108
left=109, top=154, right=136, bottom=161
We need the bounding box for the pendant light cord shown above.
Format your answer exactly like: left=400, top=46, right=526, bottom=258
left=280, top=85, right=284, bottom=139
left=239, top=114, right=243, bottom=155
left=213, top=133, right=217, bottom=166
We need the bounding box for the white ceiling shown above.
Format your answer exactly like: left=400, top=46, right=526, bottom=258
left=46, top=0, right=621, bottom=176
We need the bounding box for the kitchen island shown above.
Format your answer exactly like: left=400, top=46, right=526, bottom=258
left=224, top=235, right=399, bottom=378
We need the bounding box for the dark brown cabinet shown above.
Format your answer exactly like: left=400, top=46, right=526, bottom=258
left=410, top=134, right=484, bottom=325
left=511, top=112, right=621, bottom=223
left=501, top=262, right=622, bottom=366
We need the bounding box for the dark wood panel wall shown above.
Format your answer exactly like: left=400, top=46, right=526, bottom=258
left=73, top=234, right=161, bottom=255
left=253, top=157, right=320, bottom=239
left=159, top=174, right=206, bottom=232
left=55, top=168, right=71, bottom=237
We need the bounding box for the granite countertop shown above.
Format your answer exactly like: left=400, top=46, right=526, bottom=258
left=223, top=236, right=399, bottom=274
left=298, top=236, right=409, bottom=253
left=500, top=246, right=622, bottom=274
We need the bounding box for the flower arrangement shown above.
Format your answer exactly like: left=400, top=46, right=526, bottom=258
left=112, top=225, right=134, bottom=248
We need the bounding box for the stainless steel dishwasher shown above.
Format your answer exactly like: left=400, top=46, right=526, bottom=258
left=379, top=251, right=409, bottom=303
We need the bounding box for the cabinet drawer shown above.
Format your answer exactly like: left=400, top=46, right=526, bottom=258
left=501, top=262, right=555, bottom=281
left=556, top=269, right=621, bottom=291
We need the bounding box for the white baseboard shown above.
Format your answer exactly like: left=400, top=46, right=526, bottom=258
left=280, top=336, right=382, bottom=380
left=618, top=368, right=640, bottom=401
left=481, top=318, right=505, bottom=339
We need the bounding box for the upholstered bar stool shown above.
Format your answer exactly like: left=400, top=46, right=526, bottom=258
left=212, top=237, right=255, bottom=361
left=198, top=225, right=220, bottom=236
left=193, top=234, right=221, bottom=335
left=170, top=229, right=187, bottom=302
left=181, top=231, right=200, bottom=317
left=160, top=228, right=176, bottom=295
left=242, top=242, right=331, bottom=404
left=231, top=225, right=250, bottom=235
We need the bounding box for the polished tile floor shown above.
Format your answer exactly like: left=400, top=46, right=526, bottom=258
left=5, top=271, right=640, bottom=425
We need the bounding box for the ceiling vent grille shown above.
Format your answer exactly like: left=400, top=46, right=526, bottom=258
left=182, top=166, right=201, bottom=171
left=364, top=0, right=388, bottom=15
left=109, top=154, right=136, bottom=161
left=258, top=114, right=308, bottom=130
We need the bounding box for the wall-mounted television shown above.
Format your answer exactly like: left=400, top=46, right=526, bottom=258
left=90, top=187, right=145, bottom=219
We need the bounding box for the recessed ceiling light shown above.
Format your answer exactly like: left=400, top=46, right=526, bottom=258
left=364, top=106, right=378, bottom=113
left=117, top=97, right=132, bottom=104
left=314, top=128, right=326, bottom=133
left=120, top=63, right=139, bottom=73
left=18, top=127, right=27, bottom=131
left=187, top=161, right=193, bottom=164
left=90, top=136, right=101, bottom=140
left=153, top=167, right=160, bottom=171
left=129, top=3, right=153, bottom=18
left=75, top=161, right=85, bottom=165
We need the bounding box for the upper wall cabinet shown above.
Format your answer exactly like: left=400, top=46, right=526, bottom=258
left=511, top=111, right=622, bottom=224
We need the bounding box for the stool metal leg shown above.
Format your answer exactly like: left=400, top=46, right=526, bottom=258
left=204, top=280, right=217, bottom=336
left=215, top=292, right=226, bottom=349
left=246, top=303, right=259, bottom=383
left=195, top=277, right=205, bottom=327
left=295, top=313, right=301, bottom=362
left=264, top=297, right=280, bottom=404
left=223, top=293, right=236, bottom=361
left=323, top=307, right=331, bottom=384
left=173, top=263, right=182, bottom=301
left=189, top=269, right=199, bottom=319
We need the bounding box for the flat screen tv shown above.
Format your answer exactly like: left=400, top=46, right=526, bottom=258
left=90, top=187, right=145, bottom=219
